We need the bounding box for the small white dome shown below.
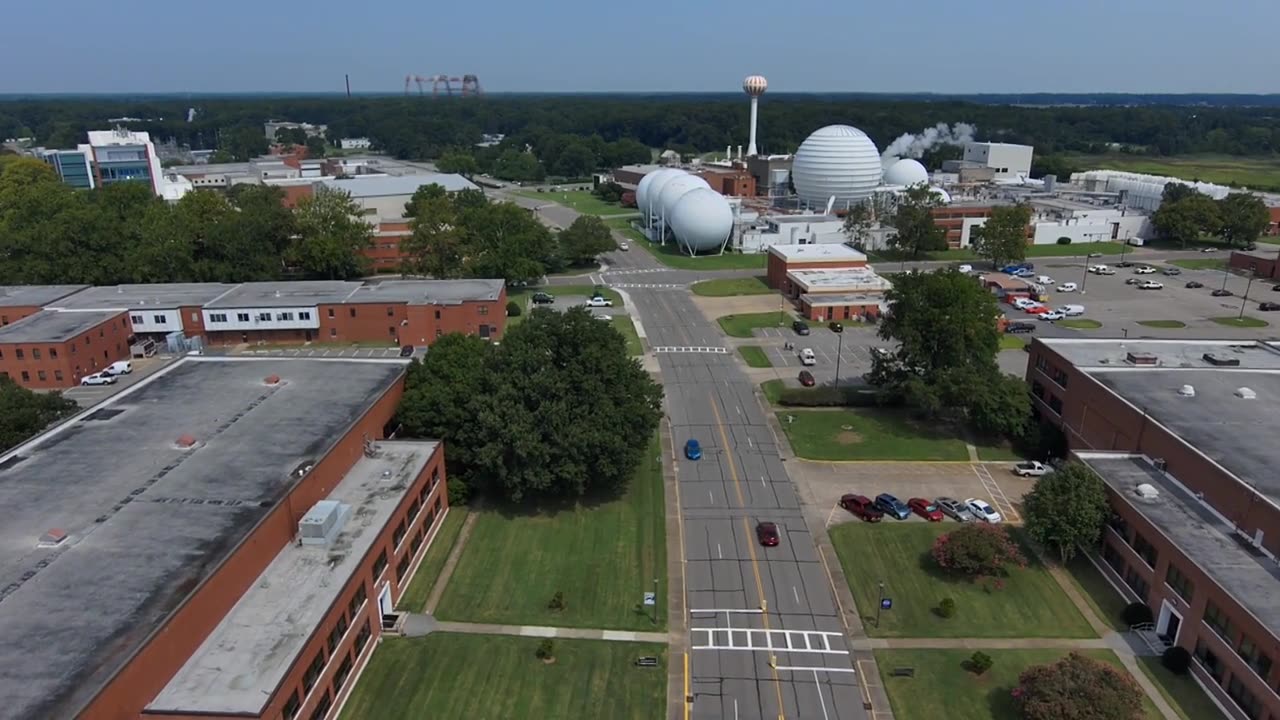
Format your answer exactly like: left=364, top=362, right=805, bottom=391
left=671, top=188, right=734, bottom=253
left=638, top=168, right=683, bottom=222
left=656, top=174, right=710, bottom=223
left=884, top=158, right=930, bottom=187
left=792, top=125, right=883, bottom=210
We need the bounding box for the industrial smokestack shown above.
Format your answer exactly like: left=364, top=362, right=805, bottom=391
left=737, top=145, right=742, bottom=161
left=742, top=75, right=768, bottom=157
left=345, top=74, right=351, bottom=98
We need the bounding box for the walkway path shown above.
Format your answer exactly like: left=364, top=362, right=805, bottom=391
left=423, top=510, right=478, bottom=614
left=432, top=620, right=668, bottom=644
left=853, top=637, right=1110, bottom=650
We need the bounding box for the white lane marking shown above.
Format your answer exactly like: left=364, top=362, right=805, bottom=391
left=709, top=491, right=714, bottom=503
left=792, top=586, right=800, bottom=604
left=734, top=698, right=739, bottom=720
left=689, top=608, right=764, bottom=615
left=773, top=665, right=858, bottom=673
left=690, top=628, right=848, bottom=654
left=717, top=543, right=723, bottom=559
left=814, top=670, right=831, bottom=720
left=825, top=504, right=841, bottom=528
left=760, top=475, right=767, bottom=489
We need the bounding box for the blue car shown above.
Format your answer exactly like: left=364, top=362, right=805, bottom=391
left=874, top=493, right=911, bottom=520
left=685, top=439, right=702, bottom=461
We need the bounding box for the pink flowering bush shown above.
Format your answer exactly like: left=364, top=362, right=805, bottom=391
left=931, top=523, right=1026, bottom=579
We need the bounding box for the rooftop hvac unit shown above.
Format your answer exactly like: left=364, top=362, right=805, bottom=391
left=1235, top=387, right=1257, bottom=400
left=1125, top=352, right=1158, bottom=366
left=299, top=500, right=351, bottom=547
left=1134, top=483, right=1160, bottom=501
left=1202, top=353, right=1240, bottom=367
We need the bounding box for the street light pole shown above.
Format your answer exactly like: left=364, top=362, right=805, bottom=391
left=876, top=581, right=885, bottom=628
left=1220, top=265, right=1231, bottom=292
left=1080, top=257, right=1089, bottom=295
left=1239, top=276, right=1256, bottom=320
left=834, top=330, right=844, bottom=390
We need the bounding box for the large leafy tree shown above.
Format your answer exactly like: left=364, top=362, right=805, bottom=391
left=290, top=186, right=371, bottom=279
left=552, top=142, right=597, bottom=177
left=1015, top=652, right=1143, bottom=720
left=435, top=150, right=479, bottom=177
left=887, top=184, right=947, bottom=258
left=402, top=193, right=465, bottom=278
left=971, top=204, right=1031, bottom=268
left=1217, top=192, right=1270, bottom=248
left=842, top=202, right=873, bottom=249
left=557, top=216, right=616, bottom=267
left=1151, top=191, right=1220, bottom=248
left=459, top=201, right=556, bottom=285
left=0, top=376, right=78, bottom=453
left=396, top=308, right=662, bottom=502
left=1023, top=463, right=1110, bottom=562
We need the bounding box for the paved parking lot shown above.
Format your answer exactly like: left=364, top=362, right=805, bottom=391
left=60, top=356, right=175, bottom=405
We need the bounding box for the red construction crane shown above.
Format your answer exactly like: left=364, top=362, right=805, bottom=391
left=404, top=73, right=483, bottom=98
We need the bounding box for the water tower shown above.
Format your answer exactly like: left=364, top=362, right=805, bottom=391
left=742, top=75, right=768, bottom=157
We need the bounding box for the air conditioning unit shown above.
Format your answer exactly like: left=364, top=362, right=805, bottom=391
left=299, top=500, right=351, bottom=547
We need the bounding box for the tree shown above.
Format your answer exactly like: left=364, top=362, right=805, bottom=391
left=1161, top=182, right=1198, bottom=206
left=459, top=201, right=556, bottom=285
left=971, top=204, right=1031, bottom=268
left=275, top=127, right=308, bottom=146
left=436, top=150, right=479, bottom=177
left=401, top=193, right=465, bottom=278
left=0, top=376, right=78, bottom=452
left=552, top=142, right=597, bottom=178
left=1014, top=652, right=1143, bottom=720
left=1022, top=463, right=1109, bottom=562
left=603, top=138, right=651, bottom=168
left=304, top=135, right=327, bottom=158
left=493, top=148, right=544, bottom=182
left=403, top=183, right=448, bottom=217
left=1151, top=192, right=1220, bottom=248
left=221, top=126, right=269, bottom=161
left=290, top=186, right=371, bottom=279
left=931, top=523, right=1026, bottom=578
left=842, top=202, right=873, bottom=249
left=887, top=184, right=947, bottom=258
left=558, top=216, right=616, bottom=267
left=1217, top=192, right=1270, bottom=247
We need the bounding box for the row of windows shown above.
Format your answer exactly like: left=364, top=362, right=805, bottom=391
left=0, top=346, right=58, bottom=360
left=1195, top=639, right=1266, bottom=720
left=1033, top=354, right=1069, bottom=388
left=284, top=609, right=374, bottom=719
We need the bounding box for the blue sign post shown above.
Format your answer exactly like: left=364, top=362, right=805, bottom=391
left=875, top=581, right=889, bottom=628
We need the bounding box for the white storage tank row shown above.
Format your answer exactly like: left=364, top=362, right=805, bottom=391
left=635, top=169, right=734, bottom=253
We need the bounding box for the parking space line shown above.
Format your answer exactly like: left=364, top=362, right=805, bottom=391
left=973, top=464, right=1021, bottom=522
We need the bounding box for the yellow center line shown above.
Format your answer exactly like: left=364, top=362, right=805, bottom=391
left=683, top=652, right=691, bottom=720
left=710, top=395, right=787, bottom=720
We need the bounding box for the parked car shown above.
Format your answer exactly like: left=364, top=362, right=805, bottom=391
left=1211, top=289, right=1233, bottom=297
left=1006, top=321, right=1036, bottom=334
left=103, top=360, right=133, bottom=376
left=907, top=498, right=944, bottom=522
left=399, top=345, right=414, bottom=357
left=532, top=291, right=556, bottom=304
left=684, top=439, right=702, bottom=461
left=799, top=348, right=816, bottom=366
left=1162, top=267, right=1182, bottom=276
left=798, top=370, right=816, bottom=387
left=1087, top=265, right=1108, bottom=275
left=874, top=493, right=911, bottom=520
left=1200, top=247, right=1218, bottom=253
left=1011, top=297, right=1037, bottom=310
left=618, top=241, right=630, bottom=251
left=1014, top=460, right=1050, bottom=477
left=1125, top=277, right=1143, bottom=285
left=1139, top=281, right=1164, bottom=290
left=1260, top=302, right=1280, bottom=312
left=1058, top=304, right=1085, bottom=316
left=793, top=320, right=811, bottom=336
left=1056, top=282, right=1078, bottom=293
left=829, top=321, right=843, bottom=333
left=1116, top=260, right=1134, bottom=268
left=1039, top=310, right=1065, bottom=321
left=584, top=296, right=613, bottom=307
left=1134, top=266, right=1156, bottom=274
left=1096, top=267, right=1116, bottom=275
left=80, top=372, right=117, bottom=386
left=965, top=498, right=1003, bottom=524
left=756, top=521, right=781, bottom=547
left=840, top=494, right=884, bottom=522
left=1035, top=275, right=1055, bottom=285
left=1012, top=268, right=1035, bottom=278
left=1186, top=281, right=1205, bottom=289
left=936, top=497, right=976, bottom=522
left=1025, top=305, right=1050, bottom=315
left=957, top=264, right=973, bottom=273
left=1087, top=252, right=1104, bottom=258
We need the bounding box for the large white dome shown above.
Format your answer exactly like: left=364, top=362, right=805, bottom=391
left=883, top=158, right=929, bottom=187
left=670, top=188, right=734, bottom=253
left=642, top=169, right=686, bottom=224
left=637, top=168, right=681, bottom=222
left=656, top=174, right=710, bottom=224
left=792, top=125, right=883, bottom=209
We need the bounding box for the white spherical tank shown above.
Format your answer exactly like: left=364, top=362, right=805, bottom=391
left=643, top=169, right=686, bottom=224
left=671, top=188, right=734, bottom=253
left=656, top=174, right=710, bottom=225
left=884, top=158, right=930, bottom=187
left=743, top=75, right=768, bottom=97
left=792, top=125, right=883, bottom=209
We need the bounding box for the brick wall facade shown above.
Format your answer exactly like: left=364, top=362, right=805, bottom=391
left=0, top=311, right=131, bottom=389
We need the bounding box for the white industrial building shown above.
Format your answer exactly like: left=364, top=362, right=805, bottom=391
left=962, top=142, right=1033, bottom=180
left=734, top=214, right=847, bottom=253
left=339, top=137, right=373, bottom=150
left=317, top=173, right=479, bottom=220
left=1069, top=169, right=1234, bottom=212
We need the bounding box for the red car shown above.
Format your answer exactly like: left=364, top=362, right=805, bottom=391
left=840, top=494, right=883, bottom=522
left=798, top=370, right=816, bottom=387
left=1024, top=305, right=1050, bottom=315
left=756, top=521, right=780, bottom=547
left=907, top=497, right=944, bottom=522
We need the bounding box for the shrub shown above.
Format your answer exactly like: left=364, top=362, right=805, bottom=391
left=1057, top=236, right=1072, bottom=245
left=969, top=651, right=994, bottom=675
left=938, top=597, right=957, bottom=618
left=535, top=639, right=555, bottom=660
left=1121, top=602, right=1153, bottom=627
left=506, top=301, right=522, bottom=317
left=931, top=523, right=1027, bottom=578
left=1014, top=652, right=1143, bottom=720
left=776, top=386, right=896, bottom=408
left=548, top=591, right=566, bottom=612
left=1162, top=646, right=1192, bottom=675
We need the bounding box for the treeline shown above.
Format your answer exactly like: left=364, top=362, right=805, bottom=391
left=4, top=95, right=1280, bottom=166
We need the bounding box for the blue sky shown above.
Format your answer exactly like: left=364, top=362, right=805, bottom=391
left=3, top=0, right=1278, bottom=94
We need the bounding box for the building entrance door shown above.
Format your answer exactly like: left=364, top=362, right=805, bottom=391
left=1157, top=600, right=1182, bottom=644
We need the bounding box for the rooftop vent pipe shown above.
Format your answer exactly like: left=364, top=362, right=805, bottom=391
left=1177, top=384, right=1195, bottom=397
left=176, top=434, right=198, bottom=448
left=38, top=528, right=68, bottom=547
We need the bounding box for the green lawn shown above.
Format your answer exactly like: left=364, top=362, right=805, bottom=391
left=1137, top=656, right=1228, bottom=720
left=517, top=189, right=635, bottom=217
left=761, top=379, right=785, bottom=405
left=975, top=443, right=1025, bottom=462
left=1061, top=554, right=1129, bottom=632
left=611, top=315, right=644, bottom=356
left=717, top=311, right=793, bottom=338
left=776, top=408, right=972, bottom=461
left=1169, top=258, right=1228, bottom=271
left=1211, top=315, right=1269, bottom=328
left=691, top=276, right=773, bottom=297
left=1059, top=318, right=1103, bottom=329
left=606, top=217, right=766, bottom=270
left=999, top=335, right=1028, bottom=351
left=831, top=523, right=1095, bottom=638
left=738, top=346, right=772, bottom=368
left=435, top=433, right=665, bottom=630
left=397, top=509, right=467, bottom=613
left=341, top=634, right=666, bottom=720
left=875, top=648, right=1160, bottom=720
left=1066, top=153, right=1280, bottom=192
left=1137, top=320, right=1187, bottom=329
left=552, top=284, right=625, bottom=308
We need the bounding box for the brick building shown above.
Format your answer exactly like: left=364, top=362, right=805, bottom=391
left=931, top=204, right=996, bottom=248
left=0, top=285, right=86, bottom=327
left=0, top=310, right=132, bottom=388
left=765, top=243, right=890, bottom=322
left=1229, top=249, right=1280, bottom=280
left=1028, top=338, right=1280, bottom=720
left=696, top=167, right=756, bottom=197
left=0, top=357, right=450, bottom=720
left=765, top=243, right=868, bottom=293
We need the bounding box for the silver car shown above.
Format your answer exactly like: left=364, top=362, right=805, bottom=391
left=936, top=496, right=975, bottom=522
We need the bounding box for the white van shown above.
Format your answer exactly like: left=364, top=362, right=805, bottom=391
left=1087, top=264, right=1108, bottom=274
left=799, top=348, right=816, bottom=366
left=103, top=360, right=133, bottom=376
left=1011, top=297, right=1036, bottom=310
left=1058, top=304, right=1085, bottom=317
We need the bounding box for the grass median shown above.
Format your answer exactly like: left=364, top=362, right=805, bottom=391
left=1137, top=320, right=1187, bottom=329
left=610, top=315, right=644, bottom=356
left=717, top=311, right=792, bottom=338
left=1059, top=318, right=1102, bottom=329
left=737, top=346, right=772, bottom=367
left=517, top=189, right=632, bottom=217
left=691, top=275, right=772, bottom=297
left=1212, top=315, right=1268, bottom=328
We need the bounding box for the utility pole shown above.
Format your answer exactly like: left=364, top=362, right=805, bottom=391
left=834, top=330, right=845, bottom=390
left=1239, top=276, right=1256, bottom=320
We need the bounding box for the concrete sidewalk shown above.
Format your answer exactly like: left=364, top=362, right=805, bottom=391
left=432, top=620, right=667, bottom=643
left=853, top=637, right=1110, bottom=650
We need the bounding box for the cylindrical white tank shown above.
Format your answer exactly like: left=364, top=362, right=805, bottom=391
left=670, top=188, right=734, bottom=253
left=792, top=125, right=883, bottom=209
left=883, top=158, right=929, bottom=187
left=642, top=169, right=686, bottom=225
left=656, top=175, right=711, bottom=232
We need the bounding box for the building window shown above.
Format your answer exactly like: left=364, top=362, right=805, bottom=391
left=393, top=519, right=407, bottom=548
left=349, top=308, right=356, bottom=318
left=327, top=612, right=349, bottom=654
left=131, top=314, right=143, bottom=324
left=190, top=312, right=197, bottom=322
left=330, top=327, right=337, bottom=337
left=424, top=508, right=436, bottom=533
left=54, top=370, right=63, bottom=382
left=1101, top=540, right=1125, bottom=575
left=1035, top=356, right=1048, bottom=372
left=153, top=314, right=166, bottom=324
left=1204, top=600, right=1234, bottom=641
left=16, top=348, right=24, bottom=359
left=49, top=348, right=57, bottom=358
left=328, top=307, right=335, bottom=318
left=277, top=312, right=294, bottom=321
left=349, top=583, right=367, bottom=618
left=434, top=310, right=441, bottom=320
left=396, top=554, right=411, bottom=583
left=408, top=498, right=421, bottom=521
left=237, top=312, right=250, bottom=322
left=389, top=326, right=396, bottom=336
left=478, top=305, right=488, bottom=316
left=1108, top=514, right=1129, bottom=538
left=409, top=529, right=424, bottom=555
left=37, top=371, right=46, bottom=381
left=435, top=328, right=443, bottom=338
left=300, top=311, right=311, bottom=321
left=1164, top=565, right=1193, bottom=603
left=333, top=651, right=354, bottom=692
left=372, top=549, right=388, bottom=579
left=1131, top=532, right=1157, bottom=568
left=210, top=313, right=228, bottom=323
left=32, top=348, right=41, bottom=360
left=1047, top=395, right=1063, bottom=415
left=309, top=691, right=332, bottom=720
left=386, top=306, right=394, bottom=317
left=1195, top=639, right=1227, bottom=683
left=354, top=620, right=372, bottom=655
left=1031, top=380, right=1045, bottom=400
left=257, top=312, right=272, bottom=322
left=302, top=650, right=325, bottom=693
left=1122, top=565, right=1149, bottom=600
left=282, top=690, right=301, bottom=720
left=1237, top=636, right=1272, bottom=679
left=1226, top=674, right=1262, bottom=720
left=1051, top=368, right=1069, bottom=387
left=21, top=371, right=30, bottom=382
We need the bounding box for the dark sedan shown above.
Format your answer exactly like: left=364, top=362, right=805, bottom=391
left=1211, top=289, right=1234, bottom=297
left=1185, top=281, right=1204, bottom=289
left=756, top=521, right=780, bottom=547
left=798, top=370, right=816, bottom=387
left=874, top=493, right=911, bottom=520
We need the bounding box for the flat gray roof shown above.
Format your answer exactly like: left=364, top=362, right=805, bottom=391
left=1040, top=338, right=1280, bottom=372
left=0, top=310, right=122, bottom=343
left=147, top=440, right=438, bottom=715
left=348, top=279, right=504, bottom=305
left=1080, top=454, right=1280, bottom=635
left=0, top=357, right=407, bottom=720
left=203, top=281, right=362, bottom=309
left=0, top=285, right=87, bottom=309
left=48, top=283, right=238, bottom=311
left=319, top=173, right=477, bottom=197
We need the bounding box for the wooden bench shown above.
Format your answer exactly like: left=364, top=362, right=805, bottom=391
left=635, top=656, right=659, bottom=668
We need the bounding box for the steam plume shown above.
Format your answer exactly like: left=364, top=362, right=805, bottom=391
left=881, top=122, right=976, bottom=161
